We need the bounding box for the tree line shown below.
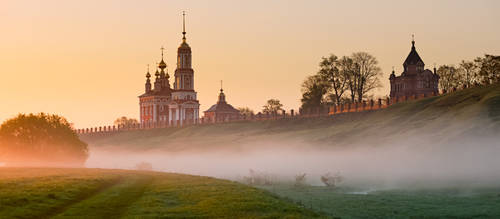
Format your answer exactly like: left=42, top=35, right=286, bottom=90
left=301, top=52, right=383, bottom=111
left=437, top=54, right=500, bottom=91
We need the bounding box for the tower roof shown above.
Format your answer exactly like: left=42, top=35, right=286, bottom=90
left=159, top=46, right=167, bottom=69
left=403, top=37, right=424, bottom=67
left=204, top=81, right=239, bottom=113
left=179, top=11, right=191, bottom=50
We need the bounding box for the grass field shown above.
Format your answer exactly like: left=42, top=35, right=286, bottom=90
left=0, top=168, right=320, bottom=218
left=259, top=185, right=500, bottom=219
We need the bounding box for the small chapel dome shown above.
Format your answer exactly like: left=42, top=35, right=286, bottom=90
left=159, top=59, right=167, bottom=69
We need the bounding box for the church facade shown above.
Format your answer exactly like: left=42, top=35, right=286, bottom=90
left=203, top=87, right=241, bottom=123
left=139, top=13, right=200, bottom=126
left=389, top=39, right=440, bottom=99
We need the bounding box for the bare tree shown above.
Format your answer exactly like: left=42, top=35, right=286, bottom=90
left=351, top=52, right=383, bottom=102
left=294, top=173, right=307, bottom=187
left=320, top=172, right=343, bottom=187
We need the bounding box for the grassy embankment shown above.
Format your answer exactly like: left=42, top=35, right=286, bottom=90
left=83, top=84, right=500, bottom=150
left=0, top=168, right=320, bottom=218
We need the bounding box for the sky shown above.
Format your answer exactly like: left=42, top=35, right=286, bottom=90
left=1, top=0, right=499, bottom=128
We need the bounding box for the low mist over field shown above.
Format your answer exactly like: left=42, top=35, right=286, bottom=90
left=86, top=108, right=500, bottom=188
left=85, top=86, right=500, bottom=189
left=86, top=131, right=500, bottom=189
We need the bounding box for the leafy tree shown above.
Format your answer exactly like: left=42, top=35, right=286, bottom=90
left=337, top=56, right=358, bottom=103
left=437, top=65, right=462, bottom=91
left=262, top=99, right=283, bottom=114
left=0, top=113, right=88, bottom=166
left=237, top=107, right=255, bottom=118
left=114, top=116, right=139, bottom=127
left=300, top=75, right=328, bottom=110
left=459, top=60, right=477, bottom=87
left=351, top=52, right=382, bottom=102
left=475, top=54, right=500, bottom=84
left=318, top=54, right=348, bottom=104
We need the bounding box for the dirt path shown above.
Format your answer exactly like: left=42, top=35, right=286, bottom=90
left=50, top=175, right=153, bottom=219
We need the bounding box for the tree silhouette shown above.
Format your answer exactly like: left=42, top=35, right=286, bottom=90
left=262, top=99, right=283, bottom=115
left=114, top=116, right=139, bottom=127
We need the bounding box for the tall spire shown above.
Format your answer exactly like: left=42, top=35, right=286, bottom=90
left=218, top=80, right=226, bottom=103
left=182, top=11, right=187, bottom=42
left=411, top=34, right=415, bottom=49
left=159, top=46, right=167, bottom=70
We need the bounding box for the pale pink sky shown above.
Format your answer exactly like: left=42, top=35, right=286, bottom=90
left=1, top=0, right=499, bottom=128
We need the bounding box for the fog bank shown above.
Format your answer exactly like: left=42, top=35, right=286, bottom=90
left=86, top=134, right=500, bottom=189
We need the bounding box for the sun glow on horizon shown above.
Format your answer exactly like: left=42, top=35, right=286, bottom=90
left=1, top=0, right=499, bottom=128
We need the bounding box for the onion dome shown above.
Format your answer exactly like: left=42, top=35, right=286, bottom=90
left=159, top=59, right=167, bottom=70
left=146, top=64, right=151, bottom=78
left=158, top=46, right=167, bottom=70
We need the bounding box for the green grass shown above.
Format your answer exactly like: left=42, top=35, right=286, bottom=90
left=258, top=185, right=500, bottom=219
left=0, top=168, right=320, bottom=218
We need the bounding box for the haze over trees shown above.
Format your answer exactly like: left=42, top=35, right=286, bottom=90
left=0, top=113, right=88, bottom=166
left=301, top=52, right=382, bottom=111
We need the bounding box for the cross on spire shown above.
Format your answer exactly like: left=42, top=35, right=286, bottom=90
left=220, top=80, right=223, bottom=92
left=160, top=46, right=165, bottom=59
left=182, top=11, right=187, bottom=41
left=411, top=34, right=415, bottom=48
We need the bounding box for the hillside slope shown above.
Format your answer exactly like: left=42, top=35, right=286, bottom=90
left=83, top=84, right=500, bottom=151
left=0, top=168, right=319, bottom=218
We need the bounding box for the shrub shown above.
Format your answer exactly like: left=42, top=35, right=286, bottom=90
left=320, top=172, right=343, bottom=187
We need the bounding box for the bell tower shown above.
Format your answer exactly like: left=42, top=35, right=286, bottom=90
left=170, top=11, right=200, bottom=126
left=174, top=11, right=194, bottom=91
